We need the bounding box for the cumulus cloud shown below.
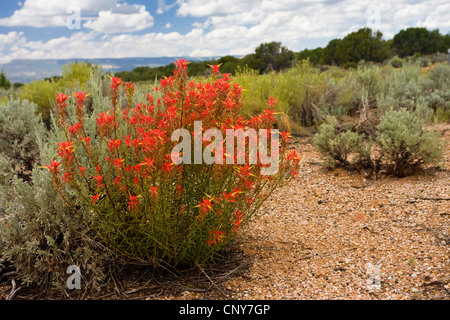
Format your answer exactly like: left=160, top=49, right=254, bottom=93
left=0, top=0, right=449, bottom=65
left=83, top=4, right=154, bottom=33
left=0, top=0, right=118, bottom=27
left=0, top=0, right=154, bottom=33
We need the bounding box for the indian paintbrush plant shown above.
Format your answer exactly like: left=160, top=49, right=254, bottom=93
left=46, top=60, right=301, bottom=269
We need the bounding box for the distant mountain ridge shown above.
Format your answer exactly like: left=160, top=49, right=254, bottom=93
left=0, top=57, right=218, bottom=83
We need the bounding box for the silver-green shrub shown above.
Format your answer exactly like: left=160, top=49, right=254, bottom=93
left=0, top=99, right=47, bottom=176
left=313, top=116, right=370, bottom=169
left=313, top=107, right=444, bottom=177
left=0, top=72, right=111, bottom=294
left=376, top=107, right=444, bottom=176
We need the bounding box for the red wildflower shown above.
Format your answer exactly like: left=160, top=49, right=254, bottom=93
left=56, top=92, right=70, bottom=107
left=69, top=123, right=82, bottom=136
left=139, top=157, right=155, bottom=171
left=223, top=100, right=235, bottom=110
left=45, top=159, right=61, bottom=175
left=162, top=162, right=174, bottom=173
left=149, top=186, right=158, bottom=197
left=209, top=64, right=221, bottom=75
left=92, top=194, right=100, bottom=205
left=61, top=172, right=71, bottom=183
left=127, top=193, right=139, bottom=211
left=125, top=82, right=134, bottom=94
left=290, top=168, right=299, bottom=178
left=232, top=210, right=244, bottom=232
left=96, top=112, right=117, bottom=136
left=260, top=109, right=276, bottom=122
left=280, top=131, right=291, bottom=142
left=206, top=228, right=225, bottom=246
left=108, top=139, right=122, bottom=151
left=93, top=174, right=104, bottom=189
left=285, top=149, right=302, bottom=164
left=243, top=179, right=254, bottom=190
left=237, top=165, right=252, bottom=179
left=266, top=96, right=279, bottom=108
left=81, top=136, right=91, bottom=145
left=197, top=197, right=214, bottom=214
left=55, top=92, right=70, bottom=120
left=113, top=158, right=124, bottom=169
left=174, top=58, right=189, bottom=71
left=113, top=175, right=121, bottom=186
left=56, top=141, right=74, bottom=161
left=79, top=166, right=86, bottom=176
left=110, top=76, right=124, bottom=90
left=73, top=91, right=89, bottom=106
left=223, top=188, right=241, bottom=203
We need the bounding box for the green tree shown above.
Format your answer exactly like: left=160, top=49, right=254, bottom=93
left=438, top=33, right=450, bottom=53
left=217, top=55, right=240, bottom=74
left=393, top=27, right=441, bottom=57
left=253, top=41, right=296, bottom=72
left=0, top=70, right=11, bottom=90
left=297, top=47, right=324, bottom=65
left=334, top=28, right=390, bottom=67
left=321, top=39, right=342, bottom=65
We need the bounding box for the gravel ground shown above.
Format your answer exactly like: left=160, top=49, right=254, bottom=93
left=218, top=124, right=449, bottom=300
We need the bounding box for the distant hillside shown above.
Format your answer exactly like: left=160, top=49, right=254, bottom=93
left=0, top=57, right=217, bottom=83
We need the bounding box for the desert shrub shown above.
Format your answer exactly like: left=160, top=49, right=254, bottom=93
left=0, top=99, right=47, bottom=175
left=376, top=107, right=443, bottom=176
left=356, top=66, right=382, bottom=104
left=314, top=107, right=444, bottom=177
left=44, top=61, right=300, bottom=269
left=377, top=63, right=424, bottom=112
left=19, top=79, right=58, bottom=122
left=0, top=74, right=115, bottom=293
left=0, top=168, right=110, bottom=292
left=390, top=56, right=404, bottom=68
left=59, top=61, right=98, bottom=91
left=19, top=62, right=100, bottom=123
left=313, top=116, right=370, bottom=169
left=422, top=64, right=450, bottom=121
left=322, top=68, right=360, bottom=116
left=0, top=154, right=14, bottom=186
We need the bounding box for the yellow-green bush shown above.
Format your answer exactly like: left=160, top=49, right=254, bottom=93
left=19, top=62, right=100, bottom=123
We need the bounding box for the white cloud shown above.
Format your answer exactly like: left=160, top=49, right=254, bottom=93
left=157, top=0, right=181, bottom=14
left=0, top=0, right=118, bottom=27
left=0, top=0, right=449, bottom=65
left=0, top=0, right=154, bottom=33
left=165, top=22, right=173, bottom=28
left=83, top=4, right=154, bottom=33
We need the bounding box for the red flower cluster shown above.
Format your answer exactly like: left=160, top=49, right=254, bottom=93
left=206, top=228, right=225, bottom=246
left=56, top=92, right=70, bottom=125
left=48, top=60, right=301, bottom=262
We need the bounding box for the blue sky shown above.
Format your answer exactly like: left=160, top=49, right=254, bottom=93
left=0, top=0, right=449, bottom=64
